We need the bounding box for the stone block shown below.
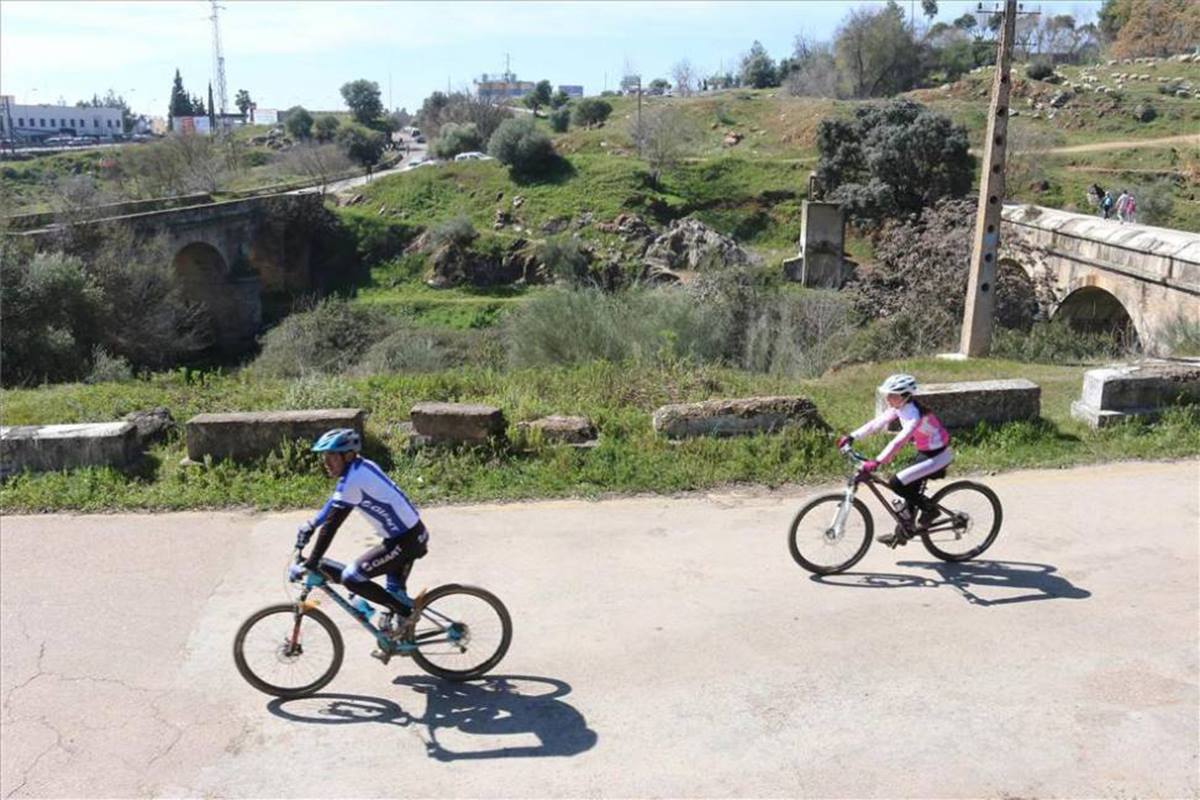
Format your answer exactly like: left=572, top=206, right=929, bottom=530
left=652, top=396, right=826, bottom=440
left=185, top=408, right=366, bottom=462
left=874, top=379, right=1041, bottom=429
left=517, top=415, right=597, bottom=445
left=410, top=402, right=507, bottom=446
left=1, top=422, right=140, bottom=476
left=1071, top=360, right=1200, bottom=428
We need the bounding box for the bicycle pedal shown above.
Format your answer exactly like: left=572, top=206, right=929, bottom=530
left=370, top=648, right=393, bottom=665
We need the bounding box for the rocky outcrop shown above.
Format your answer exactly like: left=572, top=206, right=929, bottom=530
left=124, top=407, right=176, bottom=447
left=644, top=218, right=755, bottom=273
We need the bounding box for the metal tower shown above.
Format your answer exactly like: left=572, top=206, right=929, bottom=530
left=209, top=0, right=228, bottom=117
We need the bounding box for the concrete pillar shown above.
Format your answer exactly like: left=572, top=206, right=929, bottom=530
left=783, top=200, right=846, bottom=288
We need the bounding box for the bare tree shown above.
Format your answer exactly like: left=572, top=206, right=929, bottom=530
left=283, top=143, right=353, bottom=194
left=630, top=106, right=698, bottom=188
left=671, top=59, right=697, bottom=97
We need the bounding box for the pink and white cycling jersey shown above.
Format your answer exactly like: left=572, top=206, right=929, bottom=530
left=851, top=401, right=950, bottom=465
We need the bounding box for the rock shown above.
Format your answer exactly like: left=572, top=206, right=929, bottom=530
left=493, top=208, right=510, bottom=229
left=573, top=211, right=594, bottom=229
left=1132, top=103, right=1157, bottom=123
left=336, top=193, right=365, bottom=207
left=410, top=402, right=507, bottom=446
left=427, top=242, right=522, bottom=288
left=596, top=213, right=655, bottom=243
left=1071, top=359, right=1200, bottom=428
left=652, top=396, right=827, bottom=440
left=1177, top=89, right=1191, bottom=98
left=495, top=190, right=504, bottom=202
left=722, top=131, right=743, bottom=147
left=512, top=195, right=525, bottom=208
left=643, top=218, right=755, bottom=273
left=517, top=415, right=597, bottom=445
left=540, top=216, right=569, bottom=235
left=123, top=407, right=175, bottom=446
left=1049, top=90, right=1073, bottom=108
left=1030, top=179, right=1051, bottom=192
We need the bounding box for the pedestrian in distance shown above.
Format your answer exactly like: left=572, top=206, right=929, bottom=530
left=1115, top=189, right=1130, bottom=223
left=1101, top=191, right=1114, bottom=219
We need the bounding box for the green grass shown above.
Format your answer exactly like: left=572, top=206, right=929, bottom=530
left=3, top=357, right=1197, bottom=513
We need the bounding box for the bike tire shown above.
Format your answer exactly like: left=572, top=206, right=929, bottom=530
left=920, top=481, right=1003, bottom=562
left=410, top=584, right=512, bottom=682
left=788, top=493, right=874, bottom=575
left=233, top=603, right=344, bottom=699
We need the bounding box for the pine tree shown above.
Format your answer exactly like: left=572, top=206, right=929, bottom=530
left=169, top=69, right=192, bottom=122
left=208, top=83, right=216, bottom=126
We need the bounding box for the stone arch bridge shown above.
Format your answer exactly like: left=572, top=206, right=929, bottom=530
left=999, top=204, right=1200, bottom=352
left=9, top=192, right=330, bottom=352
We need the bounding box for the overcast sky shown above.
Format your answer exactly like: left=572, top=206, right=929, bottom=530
left=1, top=0, right=1100, bottom=116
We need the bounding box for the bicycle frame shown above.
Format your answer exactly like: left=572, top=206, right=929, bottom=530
left=836, top=448, right=958, bottom=536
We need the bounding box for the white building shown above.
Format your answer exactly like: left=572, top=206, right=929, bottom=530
left=0, top=95, right=124, bottom=142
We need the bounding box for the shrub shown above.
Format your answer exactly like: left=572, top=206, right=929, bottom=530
left=334, top=208, right=422, bottom=265
left=1132, top=103, right=1157, bottom=123
left=430, top=122, right=483, bottom=159
left=251, top=298, right=397, bottom=378
left=284, top=106, right=313, bottom=140
left=1157, top=314, right=1200, bottom=357
left=1133, top=180, right=1174, bottom=226
left=314, top=115, right=340, bottom=142
left=742, top=291, right=854, bottom=377
left=487, top=117, right=557, bottom=176
left=991, top=320, right=1126, bottom=364
left=335, top=122, right=386, bottom=167
left=537, top=235, right=592, bottom=286
left=85, top=347, right=134, bottom=384
left=1025, top=61, right=1056, bottom=81
left=352, top=328, right=483, bottom=375
left=503, top=287, right=731, bottom=368
left=571, top=98, right=613, bottom=128
left=548, top=107, right=570, bottom=133
left=428, top=215, right=478, bottom=250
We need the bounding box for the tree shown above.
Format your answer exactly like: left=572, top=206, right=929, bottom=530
left=390, top=107, right=412, bottom=129
left=523, top=80, right=554, bottom=115
left=783, top=35, right=839, bottom=97
left=921, top=0, right=938, bottom=21
left=834, top=1, right=921, bottom=97
left=487, top=117, right=556, bottom=176
left=815, top=98, right=971, bottom=224
left=190, top=93, right=206, bottom=116
left=284, top=106, right=314, bottom=140
left=739, top=41, right=778, bottom=89
left=630, top=106, right=696, bottom=188
left=571, top=97, right=612, bottom=128
left=336, top=122, right=385, bottom=166
left=953, top=13, right=977, bottom=33
left=284, top=143, right=353, bottom=193
left=168, top=69, right=191, bottom=122
left=1107, top=0, right=1200, bottom=58
left=235, top=89, right=253, bottom=116
left=550, top=89, right=570, bottom=109
left=648, top=78, right=671, bottom=95
left=340, top=79, right=384, bottom=125
left=430, top=122, right=483, bottom=158
left=207, top=83, right=216, bottom=126
left=671, top=59, right=697, bottom=97
left=549, top=107, right=570, bottom=133
left=416, top=90, right=511, bottom=141
left=314, top=114, right=340, bottom=142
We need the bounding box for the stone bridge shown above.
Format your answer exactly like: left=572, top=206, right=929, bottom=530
left=1000, top=204, right=1200, bottom=352
left=9, top=192, right=329, bottom=352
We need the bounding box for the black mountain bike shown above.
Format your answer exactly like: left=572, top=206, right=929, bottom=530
left=233, top=547, right=512, bottom=699
left=788, top=445, right=1003, bottom=575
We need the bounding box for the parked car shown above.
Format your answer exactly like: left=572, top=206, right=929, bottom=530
left=453, top=151, right=494, bottom=162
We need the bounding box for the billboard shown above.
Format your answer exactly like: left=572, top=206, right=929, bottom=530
left=252, top=108, right=279, bottom=125
left=172, top=116, right=211, bottom=135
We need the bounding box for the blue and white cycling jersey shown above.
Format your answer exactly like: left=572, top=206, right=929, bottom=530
left=310, top=457, right=421, bottom=539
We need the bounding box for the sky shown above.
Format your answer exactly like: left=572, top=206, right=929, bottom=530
left=1, top=0, right=1100, bottom=117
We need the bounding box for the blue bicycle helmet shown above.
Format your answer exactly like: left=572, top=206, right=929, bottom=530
left=312, top=428, right=362, bottom=453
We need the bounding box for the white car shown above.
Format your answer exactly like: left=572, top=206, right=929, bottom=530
left=454, top=151, right=494, bottom=162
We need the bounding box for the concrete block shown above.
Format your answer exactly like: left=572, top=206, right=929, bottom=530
left=410, top=402, right=507, bottom=446
left=517, top=415, right=597, bottom=445
left=652, top=396, right=827, bottom=440
left=1071, top=359, right=1200, bottom=428
left=1, top=422, right=140, bottom=476
left=874, top=379, right=1041, bottom=429
left=185, top=408, right=366, bottom=462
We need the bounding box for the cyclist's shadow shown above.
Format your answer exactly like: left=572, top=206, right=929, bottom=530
left=812, top=560, right=1091, bottom=606
left=266, top=674, right=597, bottom=761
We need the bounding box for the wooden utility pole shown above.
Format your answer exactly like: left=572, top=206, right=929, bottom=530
left=960, top=0, right=1028, bottom=357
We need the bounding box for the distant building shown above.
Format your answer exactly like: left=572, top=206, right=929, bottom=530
left=557, top=85, right=584, bottom=98
left=474, top=72, right=536, bottom=102
left=251, top=107, right=279, bottom=125
left=619, top=75, right=641, bottom=94
left=0, top=95, right=123, bottom=142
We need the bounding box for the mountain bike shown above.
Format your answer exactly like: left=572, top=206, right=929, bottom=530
left=788, top=444, right=1003, bottom=575
left=233, top=547, right=512, bottom=699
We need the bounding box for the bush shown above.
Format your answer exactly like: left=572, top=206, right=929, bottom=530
left=1132, top=103, right=1157, bottom=123
left=991, top=320, right=1126, bottom=364
left=284, top=106, right=313, bottom=140
left=1025, top=61, right=1056, bottom=81
left=352, top=328, right=485, bottom=375
left=85, top=347, right=133, bottom=384
left=548, top=107, right=570, bottom=133
left=251, top=298, right=397, bottom=378
left=334, top=207, right=422, bottom=265
left=742, top=291, right=854, bottom=377
left=428, top=215, right=478, bottom=249
left=537, top=235, right=592, bottom=286
left=503, top=287, right=731, bottom=368
left=430, top=122, right=483, bottom=159
left=1134, top=180, right=1174, bottom=225
left=487, top=117, right=557, bottom=176
left=571, top=98, right=613, bottom=128
left=335, top=122, right=386, bottom=167
left=1157, top=314, right=1200, bottom=357
left=314, top=115, right=340, bottom=142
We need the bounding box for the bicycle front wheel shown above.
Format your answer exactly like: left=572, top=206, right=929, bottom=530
left=788, top=494, right=874, bottom=575
left=410, top=584, right=512, bottom=682
left=233, top=603, right=344, bottom=699
left=920, top=481, right=1002, bottom=562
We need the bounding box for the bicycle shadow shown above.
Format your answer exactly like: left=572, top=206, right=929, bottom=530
left=811, top=560, right=1091, bottom=606
left=265, top=674, right=597, bottom=761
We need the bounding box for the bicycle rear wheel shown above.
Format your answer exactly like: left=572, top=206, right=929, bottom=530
left=410, top=584, right=512, bottom=682
left=233, top=603, right=344, bottom=699
left=920, top=481, right=1002, bottom=562
left=788, top=494, right=874, bottom=575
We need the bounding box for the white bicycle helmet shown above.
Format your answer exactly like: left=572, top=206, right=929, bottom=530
left=879, top=373, right=918, bottom=396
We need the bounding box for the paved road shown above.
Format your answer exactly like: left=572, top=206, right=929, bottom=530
left=1, top=461, right=1196, bottom=798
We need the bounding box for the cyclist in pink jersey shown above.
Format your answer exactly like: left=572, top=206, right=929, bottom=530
left=836, top=373, right=953, bottom=546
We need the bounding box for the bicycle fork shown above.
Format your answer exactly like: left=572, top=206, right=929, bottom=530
left=829, top=483, right=858, bottom=540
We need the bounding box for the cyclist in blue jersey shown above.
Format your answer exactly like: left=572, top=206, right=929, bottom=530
left=295, top=428, right=429, bottom=650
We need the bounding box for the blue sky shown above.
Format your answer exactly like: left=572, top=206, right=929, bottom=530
left=2, top=1, right=1099, bottom=117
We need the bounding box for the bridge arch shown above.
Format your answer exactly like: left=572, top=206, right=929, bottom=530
left=1053, top=285, right=1140, bottom=348
left=172, top=241, right=260, bottom=350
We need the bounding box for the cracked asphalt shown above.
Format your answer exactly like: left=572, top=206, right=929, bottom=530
left=1, top=460, right=1197, bottom=798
